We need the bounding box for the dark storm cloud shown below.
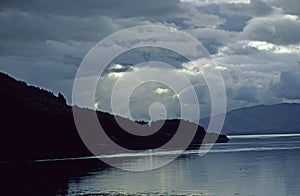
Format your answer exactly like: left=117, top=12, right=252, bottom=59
left=0, top=0, right=183, bottom=18
left=0, top=0, right=188, bottom=45
left=0, top=10, right=113, bottom=42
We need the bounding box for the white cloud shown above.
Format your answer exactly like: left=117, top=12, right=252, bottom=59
left=111, top=63, right=124, bottom=70
left=243, top=14, right=300, bottom=45
left=154, top=88, right=170, bottom=94
left=108, top=72, right=125, bottom=78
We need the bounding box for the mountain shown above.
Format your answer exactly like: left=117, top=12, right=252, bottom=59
left=0, top=72, right=228, bottom=163
left=200, top=104, right=300, bottom=135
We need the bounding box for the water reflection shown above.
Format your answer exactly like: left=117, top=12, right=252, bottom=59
left=0, top=160, right=107, bottom=195
left=67, top=150, right=300, bottom=194
left=1, top=136, right=300, bottom=195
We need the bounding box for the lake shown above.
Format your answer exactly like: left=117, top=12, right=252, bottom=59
left=1, top=134, right=300, bottom=196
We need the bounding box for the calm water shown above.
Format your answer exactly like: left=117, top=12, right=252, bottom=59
left=1, top=134, right=300, bottom=196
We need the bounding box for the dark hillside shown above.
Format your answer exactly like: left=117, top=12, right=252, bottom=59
left=0, top=72, right=228, bottom=163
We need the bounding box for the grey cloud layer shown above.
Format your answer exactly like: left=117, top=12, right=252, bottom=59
left=271, top=71, right=300, bottom=100
left=0, top=0, right=299, bottom=119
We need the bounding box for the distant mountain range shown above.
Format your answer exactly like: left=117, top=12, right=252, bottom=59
left=0, top=72, right=228, bottom=163
left=200, top=103, right=300, bottom=135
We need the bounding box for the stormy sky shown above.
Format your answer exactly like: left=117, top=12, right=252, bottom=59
left=0, top=0, right=299, bottom=121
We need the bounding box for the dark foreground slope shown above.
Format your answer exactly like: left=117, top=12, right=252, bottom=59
left=0, top=72, right=228, bottom=163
